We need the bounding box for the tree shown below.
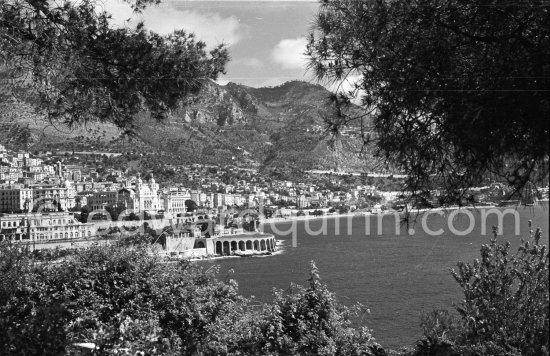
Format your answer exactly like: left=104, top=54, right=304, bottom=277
left=0, top=0, right=229, bottom=131
left=312, top=209, right=324, bottom=216
left=185, top=199, right=198, bottom=212
left=307, top=1, right=549, bottom=203
left=76, top=206, right=90, bottom=223
left=105, top=205, right=125, bottom=221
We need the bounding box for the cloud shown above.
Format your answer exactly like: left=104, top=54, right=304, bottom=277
left=271, top=37, right=309, bottom=70
left=325, top=73, right=365, bottom=105
left=105, top=1, right=241, bottom=46
left=326, top=74, right=362, bottom=93
left=233, top=57, right=264, bottom=68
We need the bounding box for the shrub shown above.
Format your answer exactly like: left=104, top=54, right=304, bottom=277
left=415, top=224, right=549, bottom=356
left=0, top=244, right=241, bottom=355
left=205, top=261, right=384, bottom=356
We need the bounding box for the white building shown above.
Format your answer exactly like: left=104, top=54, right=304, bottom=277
left=116, top=177, right=161, bottom=213
left=0, top=212, right=96, bottom=241
left=163, top=191, right=188, bottom=215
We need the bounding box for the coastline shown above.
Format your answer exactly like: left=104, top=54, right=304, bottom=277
left=259, top=204, right=500, bottom=226
left=186, top=248, right=285, bottom=262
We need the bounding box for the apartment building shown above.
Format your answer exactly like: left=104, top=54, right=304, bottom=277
left=0, top=187, right=33, bottom=213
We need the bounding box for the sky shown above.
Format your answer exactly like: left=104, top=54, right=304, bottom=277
left=105, top=0, right=321, bottom=88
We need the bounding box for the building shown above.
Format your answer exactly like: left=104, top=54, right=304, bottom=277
left=0, top=212, right=96, bottom=241
left=115, top=177, right=161, bottom=213
left=0, top=167, right=23, bottom=182
left=24, top=157, right=42, bottom=167
left=0, top=187, right=33, bottom=213
left=190, top=190, right=200, bottom=204
left=297, top=194, right=310, bottom=209
left=70, top=169, right=82, bottom=182
left=224, top=194, right=235, bottom=207
left=88, top=191, right=119, bottom=210
left=163, top=191, right=188, bottom=215
left=214, top=193, right=223, bottom=208
left=33, top=182, right=76, bottom=211
left=134, top=176, right=160, bottom=212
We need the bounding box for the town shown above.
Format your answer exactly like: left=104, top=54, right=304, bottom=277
left=1, top=143, right=548, bottom=258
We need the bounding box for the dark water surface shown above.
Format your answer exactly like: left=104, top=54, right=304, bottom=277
left=198, top=207, right=549, bottom=349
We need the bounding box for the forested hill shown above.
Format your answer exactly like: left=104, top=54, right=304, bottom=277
left=0, top=80, right=376, bottom=173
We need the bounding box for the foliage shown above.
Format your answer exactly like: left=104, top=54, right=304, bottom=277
left=30, top=246, right=80, bottom=262
left=412, top=225, right=549, bottom=356
left=0, top=243, right=241, bottom=355
left=116, top=232, right=153, bottom=247
left=258, top=262, right=379, bottom=355
left=185, top=199, right=198, bottom=212
left=307, top=0, right=550, bottom=201
left=311, top=209, right=324, bottom=216
left=0, top=0, right=229, bottom=131
left=0, top=245, right=383, bottom=355
left=1, top=227, right=547, bottom=355
left=204, top=261, right=382, bottom=356
left=104, top=205, right=126, bottom=221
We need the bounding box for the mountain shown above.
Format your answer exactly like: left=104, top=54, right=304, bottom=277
left=0, top=80, right=375, bottom=173
left=168, top=80, right=374, bottom=171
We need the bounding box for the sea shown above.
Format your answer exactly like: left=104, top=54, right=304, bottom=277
left=197, top=207, right=549, bottom=349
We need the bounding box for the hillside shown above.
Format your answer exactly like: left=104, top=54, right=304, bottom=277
left=0, top=80, right=375, bottom=173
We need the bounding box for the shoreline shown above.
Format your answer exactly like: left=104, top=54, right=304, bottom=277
left=259, top=204, right=501, bottom=226
left=186, top=248, right=285, bottom=262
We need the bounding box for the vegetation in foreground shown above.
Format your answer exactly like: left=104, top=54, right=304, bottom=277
left=0, top=225, right=547, bottom=355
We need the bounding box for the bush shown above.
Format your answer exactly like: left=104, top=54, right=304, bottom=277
left=0, top=244, right=241, bottom=355
left=414, top=224, right=549, bottom=356
left=204, top=261, right=383, bottom=356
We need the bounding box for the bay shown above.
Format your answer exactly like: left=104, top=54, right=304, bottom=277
left=198, top=207, right=549, bottom=348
